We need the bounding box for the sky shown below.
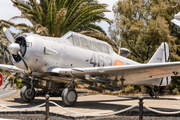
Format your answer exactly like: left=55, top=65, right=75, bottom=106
left=0, top=0, right=118, bottom=35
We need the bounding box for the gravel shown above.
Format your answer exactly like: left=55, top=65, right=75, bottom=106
left=0, top=114, right=180, bottom=120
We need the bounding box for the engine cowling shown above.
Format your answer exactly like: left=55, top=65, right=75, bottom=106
left=11, top=34, right=44, bottom=72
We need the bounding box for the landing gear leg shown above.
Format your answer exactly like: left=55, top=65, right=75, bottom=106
left=149, top=88, right=155, bottom=98
left=69, top=77, right=75, bottom=88
left=120, top=78, right=125, bottom=90
left=146, top=86, right=158, bottom=98
left=62, top=77, right=78, bottom=106
left=29, top=76, right=34, bottom=95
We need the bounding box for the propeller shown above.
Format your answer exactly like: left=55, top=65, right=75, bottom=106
left=17, top=51, right=31, bottom=74
left=3, top=27, right=32, bottom=74
left=3, top=27, right=14, bottom=44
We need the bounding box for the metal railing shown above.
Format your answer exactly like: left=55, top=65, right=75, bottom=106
left=1, top=94, right=180, bottom=120
left=49, top=101, right=138, bottom=117
left=0, top=102, right=45, bottom=110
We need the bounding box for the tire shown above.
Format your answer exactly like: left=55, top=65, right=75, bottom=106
left=61, top=87, right=77, bottom=106
left=149, top=89, right=155, bottom=98
left=20, top=85, right=35, bottom=103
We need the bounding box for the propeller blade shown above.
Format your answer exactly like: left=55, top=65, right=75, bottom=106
left=17, top=51, right=32, bottom=74
left=3, top=27, right=15, bottom=44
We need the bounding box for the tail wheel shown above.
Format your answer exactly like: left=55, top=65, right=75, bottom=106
left=20, top=85, right=35, bottom=103
left=149, top=89, right=155, bottom=98
left=61, top=87, right=77, bottom=106
left=149, top=87, right=159, bottom=98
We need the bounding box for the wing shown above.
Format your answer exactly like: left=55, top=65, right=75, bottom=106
left=48, top=62, right=180, bottom=82
left=0, top=64, right=26, bottom=73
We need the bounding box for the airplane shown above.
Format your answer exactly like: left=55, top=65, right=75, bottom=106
left=1, top=27, right=180, bottom=106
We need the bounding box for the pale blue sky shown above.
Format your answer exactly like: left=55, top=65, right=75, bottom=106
left=0, top=0, right=118, bottom=35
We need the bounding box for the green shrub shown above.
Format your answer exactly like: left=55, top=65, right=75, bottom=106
left=140, top=86, right=148, bottom=94
left=172, top=88, right=179, bottom=95
left=124, top=85, right=134, bottom=93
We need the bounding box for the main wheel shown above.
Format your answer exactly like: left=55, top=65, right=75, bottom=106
left=61, top=87, right=77, bottom=106
left=20, top=85, right=35, bottom=103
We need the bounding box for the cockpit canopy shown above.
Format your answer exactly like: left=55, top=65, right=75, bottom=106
left=62, top=31, right=113, bottom=54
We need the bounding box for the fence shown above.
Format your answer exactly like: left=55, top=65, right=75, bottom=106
left=0, top=94, right=180, bottom=120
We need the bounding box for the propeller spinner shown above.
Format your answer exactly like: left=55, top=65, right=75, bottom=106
left=8, top=43, right=20, bottom=55
left=3, top=27, right=32, bottom=74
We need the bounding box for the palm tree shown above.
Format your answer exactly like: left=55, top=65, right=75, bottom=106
left=10, top=0, right=112, bottom=37
left=0, top=20, right=14, bottom=64
left=0, top=20, right=15, bottom=89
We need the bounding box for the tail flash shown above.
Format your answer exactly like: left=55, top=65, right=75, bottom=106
left=148, top=42, right=169, bottom=63
left=148, top=42, right=171, bottom=86
left=159, top=76, right=171, bottom=86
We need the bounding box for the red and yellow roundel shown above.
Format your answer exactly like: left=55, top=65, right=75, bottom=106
left=114, top=59, right=124, bottom=66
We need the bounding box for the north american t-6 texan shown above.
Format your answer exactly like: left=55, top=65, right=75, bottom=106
left=1, top=27, right=180, bottom=106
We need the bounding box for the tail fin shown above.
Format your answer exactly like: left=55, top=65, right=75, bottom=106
left=148, top=42, right=171, bottom=86
left=148, top=42, right=169, bottom=63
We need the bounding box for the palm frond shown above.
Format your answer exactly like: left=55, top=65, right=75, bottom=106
left=10, top=0, right=112, bottom=39
left=8, top=16, right=26, bottom=22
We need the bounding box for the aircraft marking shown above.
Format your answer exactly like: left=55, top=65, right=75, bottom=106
left=26, top=42, right=32, bottom=47
left=157, top=57, right=162, bottom=61
left=98, top=55, right=105, bottom=66
left=90, top=53, right=113, bottom=67
left=145, top=69, right=170, bottom=74
left=90, top=53, right=97, bottom=67
left=114, top=59, right=124, bottom=66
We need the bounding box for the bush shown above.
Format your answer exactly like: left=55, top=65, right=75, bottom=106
left=140, top=86, right=148, bottom=94
left=172, top=88, right=179, bottom=95
left=16, top=78, right=23, bottom=89
left=124, top=85, right=134, bottom=93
